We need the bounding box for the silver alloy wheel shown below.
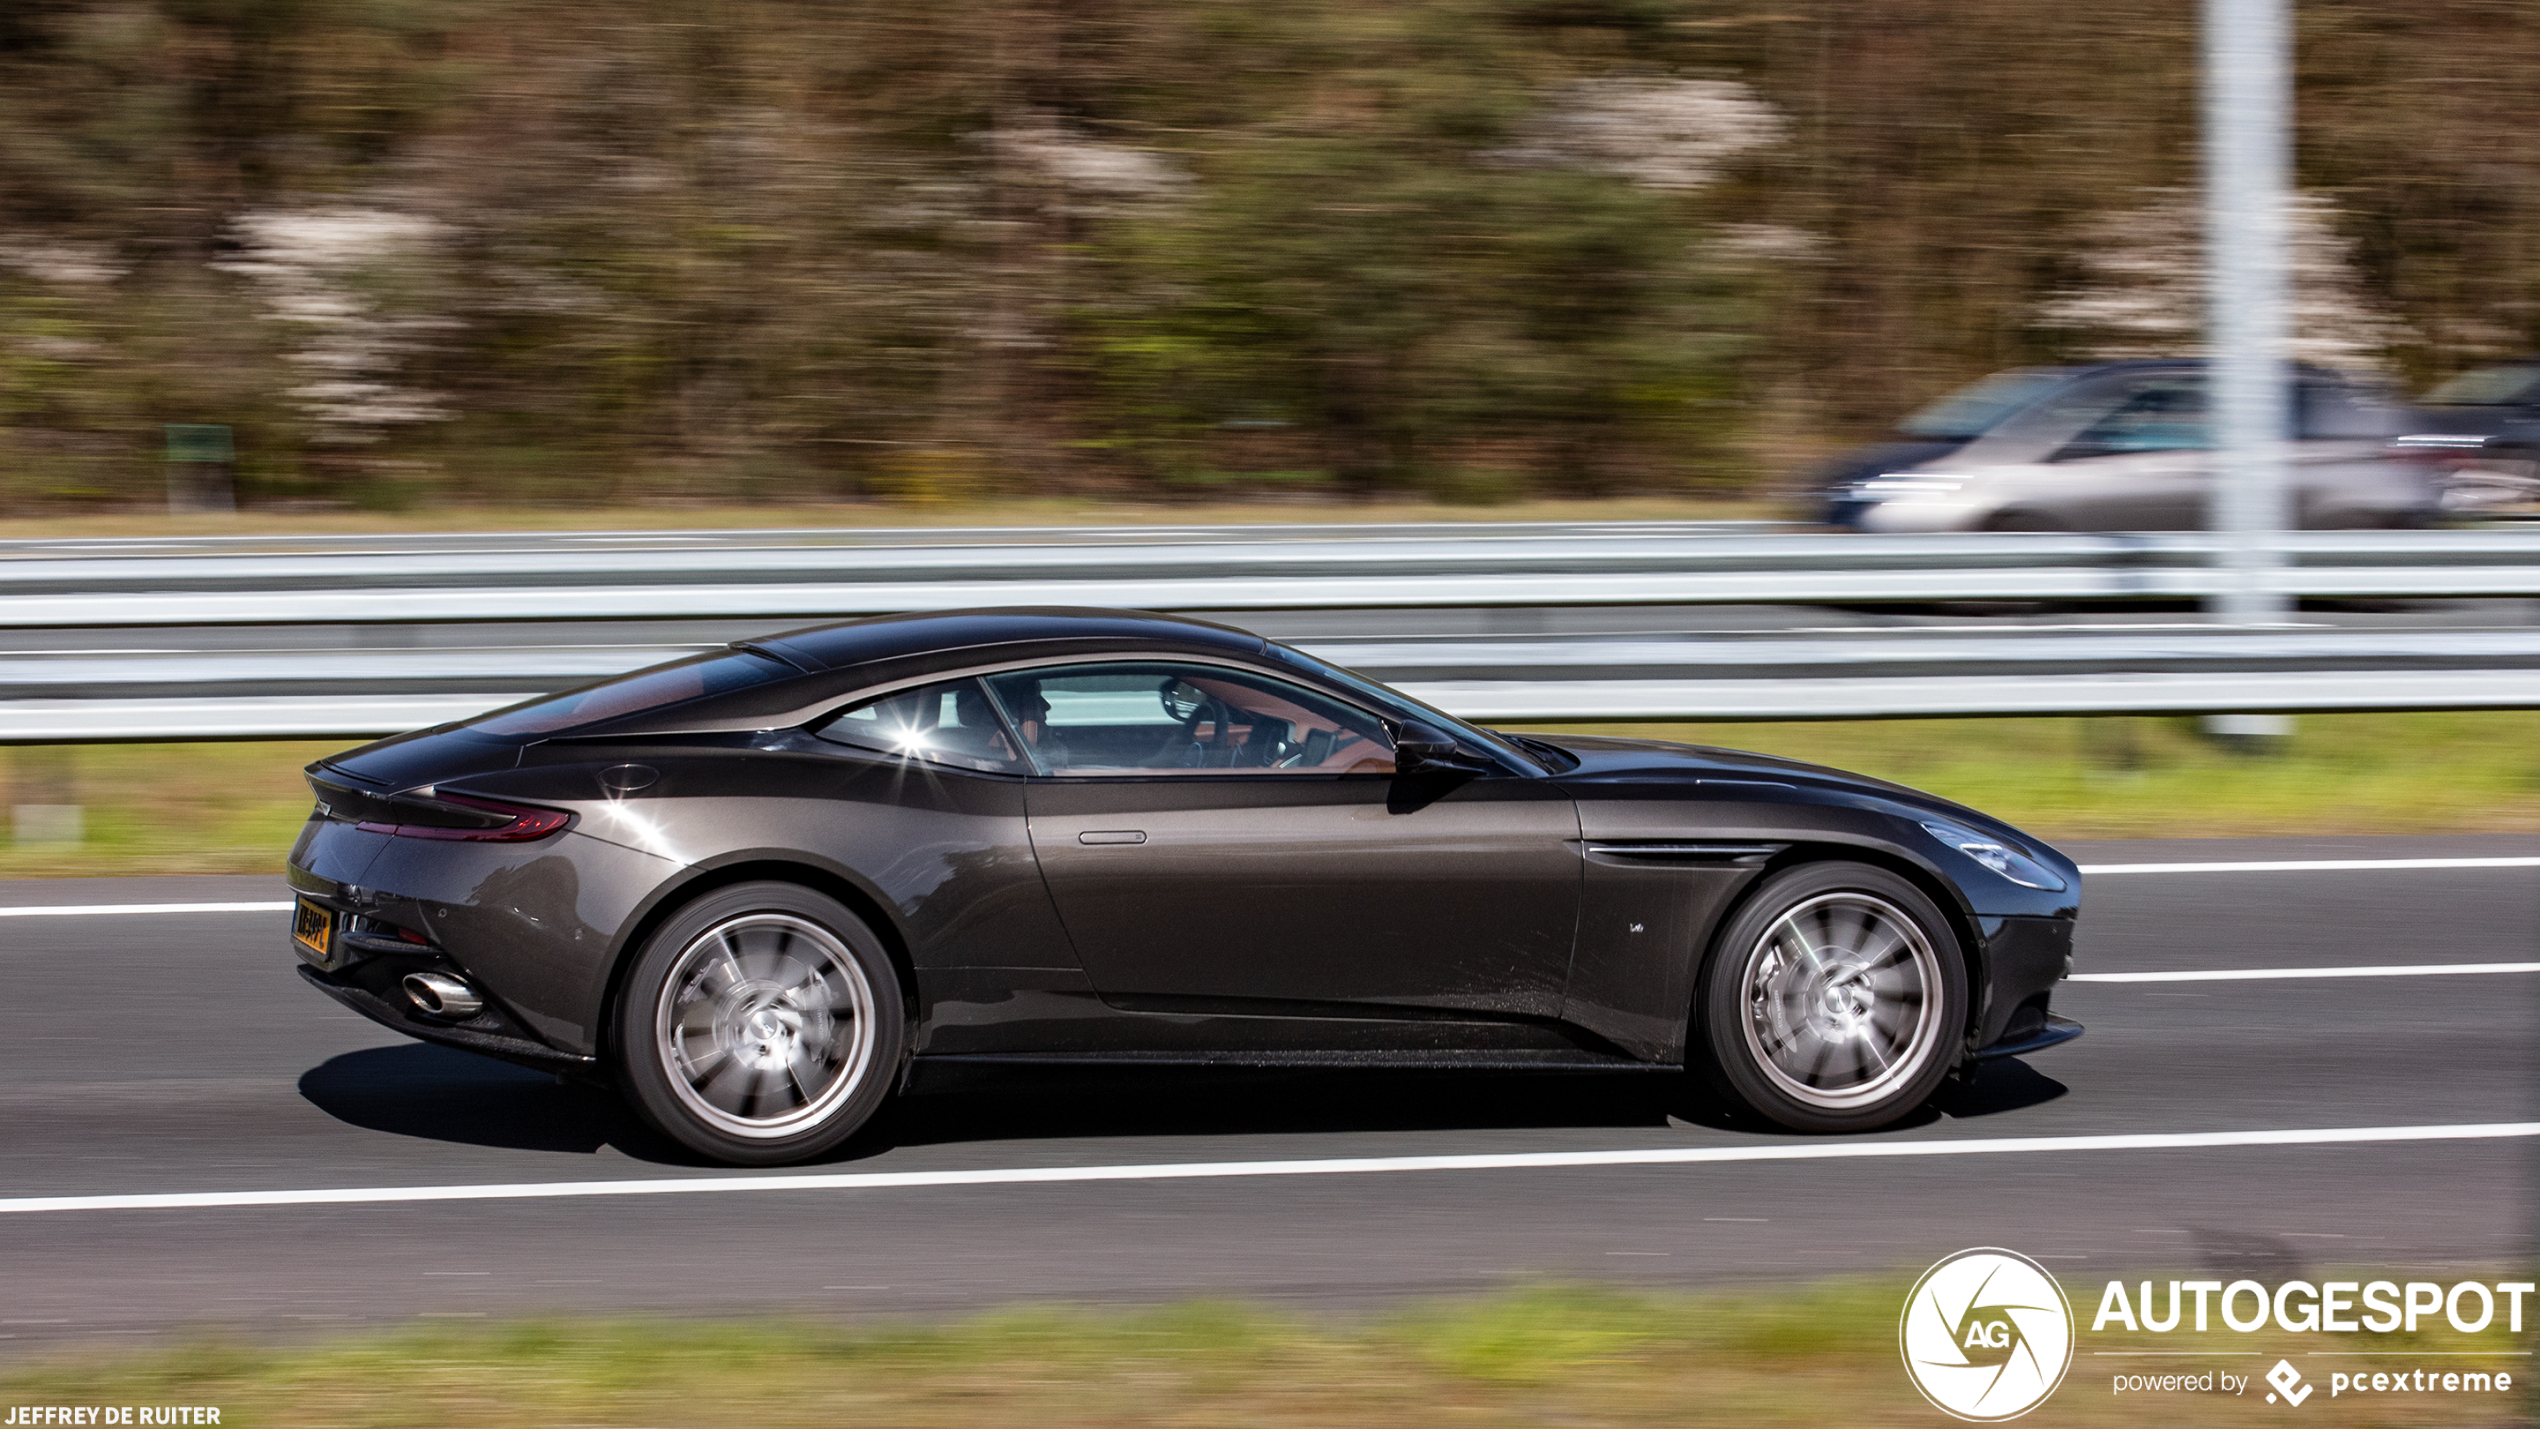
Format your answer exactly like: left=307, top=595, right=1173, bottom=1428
left=1736, top=891, right=1946, bottom=1112
left=654, top=913, right=878, bottom=1140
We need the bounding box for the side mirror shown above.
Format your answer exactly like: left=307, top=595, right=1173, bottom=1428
left=1394, top=720, right=1486, bottom=775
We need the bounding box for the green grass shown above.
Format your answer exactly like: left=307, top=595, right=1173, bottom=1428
left=0, top=494, right=1778, bottom=540
left=1512, top=712, right=2540, bottom=840
left=5, top=713, right=2533, bottom=878
left=0, top=1281, right=2522, bottom=1426
left=0, top=741, right=339, bottom=879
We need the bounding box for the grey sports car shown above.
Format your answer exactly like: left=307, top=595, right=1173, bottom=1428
left=288, top=608, right=2082, bottom=1164
left=1826, top=359, right=2425, bottom=532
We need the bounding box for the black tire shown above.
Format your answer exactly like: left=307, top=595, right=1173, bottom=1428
left=613, top=882, right=905, bottom=1165
left=1694, top=862, right=1969, bottom=1133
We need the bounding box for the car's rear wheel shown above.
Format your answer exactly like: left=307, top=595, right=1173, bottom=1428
left=1696, top=862, right=1967, bottom=1133
left=615, top=882, right=904, bottom=1165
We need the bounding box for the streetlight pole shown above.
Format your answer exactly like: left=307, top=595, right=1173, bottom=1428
left=2204, top=0, right=2293, bottom=627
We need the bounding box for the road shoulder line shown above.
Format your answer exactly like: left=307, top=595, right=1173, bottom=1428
left=2078, top=857, right=2540, bottom=874
left=2070, top=961, right=2540, bottom=983
left=4, top=1121, right=2531, bottom=1216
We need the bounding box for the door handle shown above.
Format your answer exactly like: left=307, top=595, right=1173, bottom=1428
left=1078, top=830, right=1147, bottom=845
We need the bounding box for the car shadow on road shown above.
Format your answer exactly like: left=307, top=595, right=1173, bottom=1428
left=852, top=1055, right=2069, bottom=1158
left=1929, top=1058, right=2070, bottom=1120
left=295, top=1045, right=2068, bottom=1167
left=297, top=1044, right=683, bottom=1160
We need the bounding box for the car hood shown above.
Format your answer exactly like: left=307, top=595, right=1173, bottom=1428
left=1809, top=438, right=1969, bottom=491
left=1538, top=732, right=2064, bottom=858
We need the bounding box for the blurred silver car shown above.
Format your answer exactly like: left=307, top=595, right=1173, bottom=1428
left=2389, top=357, right=2540, bottom=517
left=1826, top=360, right=2430, bottom=533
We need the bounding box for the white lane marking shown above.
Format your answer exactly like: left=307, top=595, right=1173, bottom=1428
left=2073, top=961, right=2540, bottom=984
left=2081, top=857, right=2540, bottom=875
left=0, top=901, right=291, bottom=918
left=1, top=1121, right=2530, bottom=1216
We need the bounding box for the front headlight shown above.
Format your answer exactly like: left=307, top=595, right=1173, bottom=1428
left=1921, top=821, right=2068, bottom=891
left=1852, top=471, right=1969, bottom=502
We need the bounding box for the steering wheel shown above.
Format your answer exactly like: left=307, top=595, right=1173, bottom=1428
left=1155, top=678, right=1234, bottom=766
left=1159, top=678, right=1207, bottom=723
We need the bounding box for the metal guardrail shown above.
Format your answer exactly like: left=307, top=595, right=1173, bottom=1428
left=3, top=627, right=2537, bottom=739
left=1, top=525, right=2538, bottom=626
left=0, top=522, right=2533, bottom=738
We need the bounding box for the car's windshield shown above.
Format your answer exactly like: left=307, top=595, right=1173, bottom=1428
left=2423, top=364, right=2540, bottom=407
left=467, top=649, right=795, bottom=738
left=1258, top=643, right=1543, bottom=773
left=1897, top=370, right=2071, bottom=439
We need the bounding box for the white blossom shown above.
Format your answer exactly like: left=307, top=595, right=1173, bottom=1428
left=214, top=207, right=454, bottom=440
left=0, top=239, right=124, bottom=285
left=999, top=127, right=1188, bottom=199
left=2038, top=189, right=2408, bottom=371
left=1494, top=79, right=1787, bottom=192
left=1715, top=222, right=1825, bottom=264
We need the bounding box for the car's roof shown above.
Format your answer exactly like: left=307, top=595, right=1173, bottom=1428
left=2060, top=358, right=2366, bottom=380
left=753, top=607, right=1267, bottom=673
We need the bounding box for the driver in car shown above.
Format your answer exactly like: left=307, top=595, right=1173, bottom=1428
left=999, top=685, right=1068, bottom=769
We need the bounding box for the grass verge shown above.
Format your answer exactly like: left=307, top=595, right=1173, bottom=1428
left=0, top=741, right=339, bottom=879
left=0, top=1282, right=2524, bottom=1426
left=1512, top=712, right=2540, bottom=841
left=4, top=712, right=2534, bottom=878
left=0, top=495, right=1777, bottom=540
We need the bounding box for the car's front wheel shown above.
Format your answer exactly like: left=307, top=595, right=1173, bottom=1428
left=614, top=882, right=904, bottom=1165
left=1696, top=862, right=1967, bottom=1133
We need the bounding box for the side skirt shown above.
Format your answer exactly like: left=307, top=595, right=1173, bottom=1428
left=902, top=1048, right=1671, bottom=1095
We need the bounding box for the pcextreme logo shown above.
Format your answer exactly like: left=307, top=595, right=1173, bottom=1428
left=1900, top=1248, right=2077, bottom=1421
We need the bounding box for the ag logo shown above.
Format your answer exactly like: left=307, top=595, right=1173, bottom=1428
left=1900, top=1248, right=2075, bottom=1421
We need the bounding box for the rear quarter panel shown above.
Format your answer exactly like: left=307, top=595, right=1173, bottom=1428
left=450, top=740, right=1081, bottom=1050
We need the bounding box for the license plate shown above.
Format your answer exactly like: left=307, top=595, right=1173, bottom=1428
left=292, top=898, right=334, bottom=963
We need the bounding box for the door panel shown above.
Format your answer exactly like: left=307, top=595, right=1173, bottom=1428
left=1025, top=775, right=1582, bottom=1019
left=2050, top=452, right=2209, bottom=530
left=2039, top=373, right=2211, bottom=529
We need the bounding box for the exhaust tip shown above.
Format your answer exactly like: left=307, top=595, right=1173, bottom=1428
left=403, top=971, right=484, bottom=1020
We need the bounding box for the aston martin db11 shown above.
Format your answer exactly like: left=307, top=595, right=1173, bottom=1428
left=288, top=608, right=2082, bottom=1164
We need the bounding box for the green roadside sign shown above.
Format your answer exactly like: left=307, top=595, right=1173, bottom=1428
left=164, top=424, right=234, bottom=463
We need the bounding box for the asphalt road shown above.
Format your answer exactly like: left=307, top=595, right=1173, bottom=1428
left=0, top=834, right=2532, bottom=1349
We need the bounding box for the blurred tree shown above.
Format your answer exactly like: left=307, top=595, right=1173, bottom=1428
left=0, top=0, right=2533, bottom=511
left=1074, top=3, right=1773, bottom=494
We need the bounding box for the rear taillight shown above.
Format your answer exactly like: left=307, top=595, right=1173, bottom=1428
left=359, top=793, right=570, bottom=843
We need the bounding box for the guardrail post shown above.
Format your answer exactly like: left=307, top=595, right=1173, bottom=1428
left=2204, top=0, right=2292, bottom=628
left=9, top=747, right=82, bottom=847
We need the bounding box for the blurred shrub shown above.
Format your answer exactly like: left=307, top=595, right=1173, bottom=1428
left=866, top=448, right=996, bottom=506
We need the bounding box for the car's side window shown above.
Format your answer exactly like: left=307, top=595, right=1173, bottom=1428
left=2056, top=378, right=2210, bottom=458
left=981, top=662, right=1397, bottom=777
left=812, top=678, right=1030, bottom=775
left=2296, top=380, right=2397, bottom=440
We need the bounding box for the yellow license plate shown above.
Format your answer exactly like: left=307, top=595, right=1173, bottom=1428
left=292, top=898, right=334, bottom=961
